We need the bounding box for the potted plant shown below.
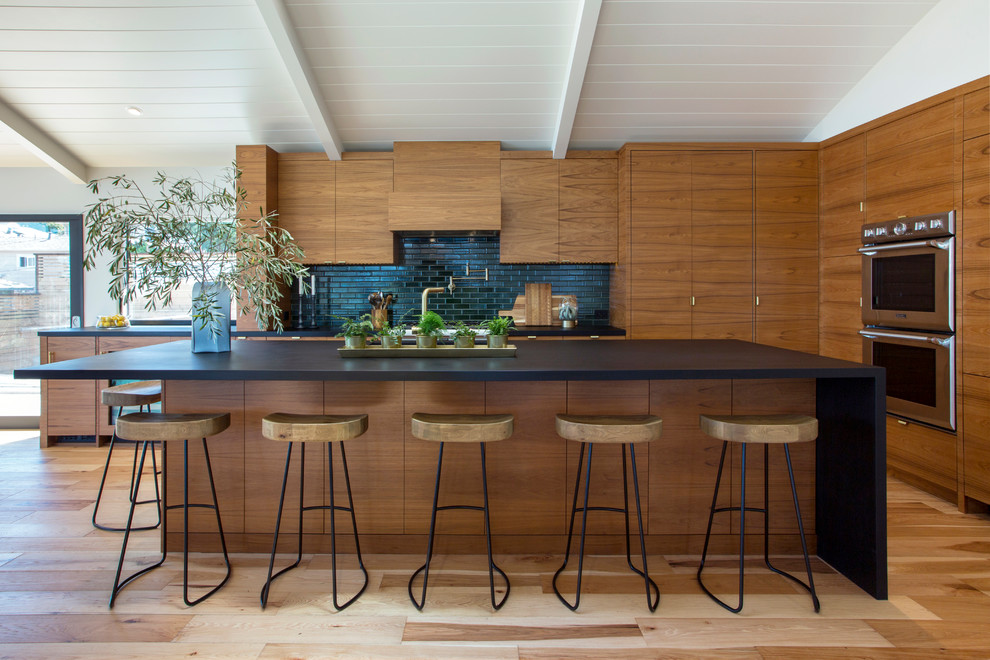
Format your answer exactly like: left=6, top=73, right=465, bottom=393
left=83, top=166, right=309, bottom=353
left=333, top=314, right=377, bottom=349
left=480, top=315, right=514, bottom=348
left=379, top=321, right=406, bottom=349
left=415, top=310, right=446, bottom=348
left=450, top=321, right=478, bottom=348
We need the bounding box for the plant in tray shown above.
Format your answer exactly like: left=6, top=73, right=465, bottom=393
left=451, top=321, right=478, bottom=348
left=415, top=310, right=446, bottom=348
left=334, top=314, right=377, bottom=349
left=379, top=321, right=406, bottom=348
left=480, top=315, right=514, bottom=348
left=83, top=165, right=309, bottom=353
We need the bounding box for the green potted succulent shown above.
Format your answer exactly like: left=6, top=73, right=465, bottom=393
left=83, top=166, right=309, bottom=353
left=334, top=314, right=377, bottom=349
left=450, top=321, right=478, bottom=348
left=379, top=321, right=406, bottom=349
left=415, top=310, right=446, bottom=348
left=480, top=315, right=514, bottom=348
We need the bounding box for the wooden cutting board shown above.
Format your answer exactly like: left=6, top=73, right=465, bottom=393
left=525, top=283, right=553, bottom=326
left=500, top=294, right=577, bottom=326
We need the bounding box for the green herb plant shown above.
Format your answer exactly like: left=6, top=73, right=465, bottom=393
left=83, top=165, right=309, bottom=335
left=416, top=310, right=446, bottom=337
left=450, top=321, right=478, bottom=338
left=333, top=314, right=377, bottom=339
left=480, top=315, right=514, bottom=336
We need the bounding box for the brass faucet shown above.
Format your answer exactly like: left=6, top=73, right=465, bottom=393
left=421, top=286, right=445, bottom=317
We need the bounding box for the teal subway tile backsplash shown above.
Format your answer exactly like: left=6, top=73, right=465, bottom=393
left=291, top=235, right=610, bottom=330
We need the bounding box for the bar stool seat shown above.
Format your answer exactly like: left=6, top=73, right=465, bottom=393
left=697, top=413, right=821, bottom=613
left=553, top=414, right=662, bottom=612
left=93, top=381, right=163, bottom=532
left=408, top=412, right=514, bottom=611
left=260, top=412, right=370, bottom=611
left=110, top=411, right=232, bottom=608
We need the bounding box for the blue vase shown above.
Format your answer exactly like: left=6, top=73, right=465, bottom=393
left=190, top=282, right=231, bottom=353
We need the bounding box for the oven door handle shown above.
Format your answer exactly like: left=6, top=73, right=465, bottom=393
left=858, top=238, right=952, bottom=255
left=859, top=329, right=953, bottom=347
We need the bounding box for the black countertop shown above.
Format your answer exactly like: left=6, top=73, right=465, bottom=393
left=16, top=338, right=882, bottom=382
left=39, top=324, right=625, bottom=338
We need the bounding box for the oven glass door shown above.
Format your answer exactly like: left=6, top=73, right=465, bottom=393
left=860, top=238, right=953, bottom=332
left=860, top=328, right=955, bottom=431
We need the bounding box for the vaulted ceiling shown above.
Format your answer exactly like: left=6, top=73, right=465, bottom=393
left=0, top=0, right=942, bottom=182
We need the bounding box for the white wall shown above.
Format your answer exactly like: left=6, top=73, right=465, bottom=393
left=806, top=0, right=990, bottom=142
left=0, top=165, right=226, bottom=320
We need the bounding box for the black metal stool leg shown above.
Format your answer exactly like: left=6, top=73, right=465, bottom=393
left=409, top=442, right=445, bottom=611
left=626, top=444, right=659, bottom=612
left=94, top=403, right=162, bottom=532
left=763, top=444, right=821, bottom=612
left=261, top=442, right=298, bottom=608
left=552, top=442, right=594, bottom=611
left=480, top=442, right=510, bottom=610
left=109, top=440, right=165, bottom=608
left=329, top=442, right=369, bottom=611
left=181, top=437, right=232, bottom=607
left=697, top=440, right=746, bottom=613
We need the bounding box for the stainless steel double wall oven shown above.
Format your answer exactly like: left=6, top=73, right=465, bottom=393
left=859, top=211, right=955, bottom=431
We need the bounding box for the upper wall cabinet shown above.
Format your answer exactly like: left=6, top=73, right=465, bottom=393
left=335, top=159, right=395, bottom=264
left=559, top=159, right=618, bottom=263
left=500, top=156, right=618, bottom=264
left=962, top=134, right=990, bottom=377
left=277, top=153, right=335, bottom=264
left=866, top=101, right=955, bottom=221
left=963, top=86, right=990, bottom=140
left=500, top=159, right=558, bottom=263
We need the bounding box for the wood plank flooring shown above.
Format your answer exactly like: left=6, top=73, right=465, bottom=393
left=2, top=431, right=990, bottom=659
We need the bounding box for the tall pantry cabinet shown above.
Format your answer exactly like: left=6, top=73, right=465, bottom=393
left=618, top=145, right=818, bottom=354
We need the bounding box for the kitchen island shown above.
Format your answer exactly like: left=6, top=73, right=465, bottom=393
left=15, top=338, right=886, bottom=599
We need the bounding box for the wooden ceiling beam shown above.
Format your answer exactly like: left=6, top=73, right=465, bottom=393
left=0, top=96, right=88, bottom=183
left=551, top=0, right=603, bottom=159
left=253, top=0, right=343, bottom=160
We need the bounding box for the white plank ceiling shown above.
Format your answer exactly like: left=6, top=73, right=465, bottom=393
left=0, top=0, right=941, bottom=179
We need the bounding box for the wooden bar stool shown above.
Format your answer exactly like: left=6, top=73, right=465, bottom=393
left=93, top=380, right=162, bottom=532
left=109, top=411, right=232, bottom=608
left=697, top=413, right=821, bottom=613
left=260, top=412, right=370, bottom=611
left=408, top=412, right=514, bottom=611
left=553, top=414, right=662, bottom=612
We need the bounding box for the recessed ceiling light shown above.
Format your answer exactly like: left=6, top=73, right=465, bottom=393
left=125, top=106, right=143, bottom=116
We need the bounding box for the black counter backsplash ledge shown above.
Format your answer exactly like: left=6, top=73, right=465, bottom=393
left=290, top=235, right=611, bottom=331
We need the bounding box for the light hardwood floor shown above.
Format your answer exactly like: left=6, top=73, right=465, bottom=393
left=2, top=431, right=990, bottom=659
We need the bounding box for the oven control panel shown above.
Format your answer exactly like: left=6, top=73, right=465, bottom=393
left=862, top=211, right=954, bottom=244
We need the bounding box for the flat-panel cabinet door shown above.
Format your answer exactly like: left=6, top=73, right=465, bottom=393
left=276, top=153, right=335, bottom=263
left=335, top=160, right=395, bottom=264
left=755, top=150, right=819, bottom=353
left=963, top=135, right=990, bottom=377
left=43, top=337, right=96, bottom=438
left=500, top=159, right=558, bottom=263
left=559, top=158, right=617, bottom=263
left=691, top=151, right=753, bottom=340
left=629, top=151, right=692, bottom=339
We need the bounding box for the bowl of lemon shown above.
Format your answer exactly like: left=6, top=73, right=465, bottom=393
left=96, top=314, right=129, bottom=329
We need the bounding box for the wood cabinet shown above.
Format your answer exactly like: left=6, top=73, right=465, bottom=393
left=500, top=156, right=618, bottom=264
left=819, top=135, right=866, bottom=362
left=335, top=159, right=395, bottom=264
left=276, top=153, right=335, bottom=264
left=755, top=150, right=819, bottom=353
left=558, top=158, right=618, bottom=263
left=866, top=101, right=955, bottom=221
left=40, top=336, right=96, bottom=446
left=887, top=416, right=958, bottom=503
left=627, top=150, right=752, bottom=340
left=963, top=374, right=990, bottom=504
left=500, top=159, right=559, bottom=263
left=962, top=86, right=989, bottom=140
left=235, top=145, right=279, bottom=331
left=962, top=134, right=990, bottom=377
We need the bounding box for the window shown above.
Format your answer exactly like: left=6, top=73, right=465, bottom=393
left=18, top=255, right=36, bottom=268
